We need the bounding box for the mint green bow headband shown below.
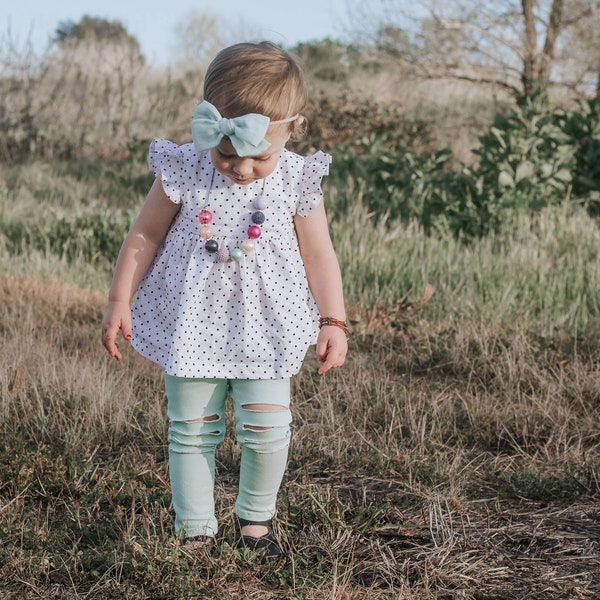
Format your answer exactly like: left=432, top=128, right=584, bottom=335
left=191, top=100, right=298, bottom=157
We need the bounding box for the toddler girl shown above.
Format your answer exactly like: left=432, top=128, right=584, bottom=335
left=101, top=41, right=347, bottom=557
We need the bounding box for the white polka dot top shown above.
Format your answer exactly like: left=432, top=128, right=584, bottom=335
left=130, top=139, right=331, bottom=379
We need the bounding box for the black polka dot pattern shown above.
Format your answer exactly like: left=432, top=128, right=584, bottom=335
left=130, top=139, right=331, bottom=379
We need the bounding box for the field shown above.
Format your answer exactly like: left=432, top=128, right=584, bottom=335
left=0, top=150, right=599, bottom=600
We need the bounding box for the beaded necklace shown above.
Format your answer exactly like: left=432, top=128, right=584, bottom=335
left=198, top=168, right=268, bottom=263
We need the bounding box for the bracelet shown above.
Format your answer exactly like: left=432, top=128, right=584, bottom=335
left=319, top=316, right=348, bottom=336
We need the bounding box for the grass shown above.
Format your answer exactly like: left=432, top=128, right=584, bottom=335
left=1, top=160, right=599, bottom=598
left=333, top=191, right=600, bottom=336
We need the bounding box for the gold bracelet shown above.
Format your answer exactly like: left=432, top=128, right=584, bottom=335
left=318, top=316, right=348, bottom=336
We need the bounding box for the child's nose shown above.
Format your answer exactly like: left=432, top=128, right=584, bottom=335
left=234, top=158, right=253, bottom=176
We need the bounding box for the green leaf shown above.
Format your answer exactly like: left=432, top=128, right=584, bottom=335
left=498, top=171, right=514, bottom=187
left=554, top=168, right=572, bottom=183
left=515, top=161, right=535, bottom=182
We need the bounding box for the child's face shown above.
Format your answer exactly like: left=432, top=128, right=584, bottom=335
left=210, top=126, right=291, bottom=185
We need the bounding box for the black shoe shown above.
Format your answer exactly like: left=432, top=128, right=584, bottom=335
left=235, top=517, right=282, bottom=558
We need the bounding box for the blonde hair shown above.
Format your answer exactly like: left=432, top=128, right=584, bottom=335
left=203, top=42, right=307, bottom=139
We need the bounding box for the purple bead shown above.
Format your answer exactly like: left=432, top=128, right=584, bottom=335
left=251, top=211, right=265, bottom=224
left=215, top=247, right=230, bottom=262
left=253, top=196, right=268, bottom=210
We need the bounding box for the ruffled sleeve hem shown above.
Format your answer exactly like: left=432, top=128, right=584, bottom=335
left=296, top=150, right=332, bottom=216
left=148, top=138, right=189, bottom=204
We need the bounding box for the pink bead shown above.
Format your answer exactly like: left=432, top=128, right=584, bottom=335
left=199, top=225, right=213, bottom=240
left=198, top=209, right=213, bottom=224
left=247, top=225, right=261, bottom=239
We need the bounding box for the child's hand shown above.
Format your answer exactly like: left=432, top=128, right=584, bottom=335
left=101, top=301, right=133, bottom=361
left=316, top=327, right=348, bottom=375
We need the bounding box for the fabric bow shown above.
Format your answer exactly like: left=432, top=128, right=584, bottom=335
left=191, top=100, right=271, bottom=157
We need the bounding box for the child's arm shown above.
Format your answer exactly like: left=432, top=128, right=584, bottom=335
left=294, top=202, right=348, bottom=374
left=101, top=178, right=180, bottom=360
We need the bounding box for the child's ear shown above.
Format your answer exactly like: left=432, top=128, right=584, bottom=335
left=291, top=115, right=307, bottom=141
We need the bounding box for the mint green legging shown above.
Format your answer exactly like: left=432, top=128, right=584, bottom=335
left=164, top=375, right=292, bottom=538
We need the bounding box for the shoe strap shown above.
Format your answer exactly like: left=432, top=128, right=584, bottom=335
left=237, top=517, right=273, bottom=528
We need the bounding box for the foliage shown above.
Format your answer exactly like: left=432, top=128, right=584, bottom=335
left=473, top=93, right=573, bottom=199
left=564, top=98, right=600, bottom=214
left=171, top=10, right=250, bottom=71
left=3, top=157, right=599, bottom=333
left=294, top=39, right=361, bottom=83
left=0, top=156, right=149, bottom=271
left=462, top=91, right=600, bottom=232
left=328, top=90, right=600, bottom=238
left=291, top=92, right=435, bottom=155
left=54, top=15, right=141, bottom=49
left=327, top=134, right=453, bottom=225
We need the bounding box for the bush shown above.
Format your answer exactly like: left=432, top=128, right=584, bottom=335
left=329, top=91, right=600, bottom=238
left=290, top=92, right=435, bottom=156
left=564, top=98, right=600, bottom=215
left=460, top=92, right=600, bottom=233
left=327, top=134, right=453, bottom=226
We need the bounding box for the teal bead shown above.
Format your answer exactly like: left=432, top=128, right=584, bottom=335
left=230, top=248, right=244, bottom=262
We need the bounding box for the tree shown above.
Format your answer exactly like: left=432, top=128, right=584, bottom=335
left=54, top=15, right=141, bottom=51
left=556, top=0, right=600, bottom=97
left=356, top=0, right=600, bottom=97
left=53, top=15, right=144, bottom=69
left=293, top=39, right=360, bottom=83
left=171, top=10, right=260, bottom=71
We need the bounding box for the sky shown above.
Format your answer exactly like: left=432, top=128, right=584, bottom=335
left=4, top=0, right=353, bottom=65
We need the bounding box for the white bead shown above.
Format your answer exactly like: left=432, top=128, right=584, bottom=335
left=199, top=225, right=213, bottom=240
left=240, top=238, right=255, bottom=254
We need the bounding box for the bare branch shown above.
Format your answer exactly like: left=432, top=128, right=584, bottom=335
left=539, top=0, right=564, bottom=84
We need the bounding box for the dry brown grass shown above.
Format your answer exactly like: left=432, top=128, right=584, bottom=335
left=1, top=275, right=599, bottom=599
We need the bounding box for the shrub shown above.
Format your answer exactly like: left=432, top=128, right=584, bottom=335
left=327, top=134, right=453, bottom=227
left=329, top=91, right=600, bottom=238
left=564, top=98, right=600, bottom=215
left=290, top=92, right=435, bottom=156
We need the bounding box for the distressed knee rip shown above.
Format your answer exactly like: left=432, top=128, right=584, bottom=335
left=236, top=404, right=292, bottom=452
left=186, top=414, right=219, bottom=423
left=168, top=414, right=225, bottom=453
left=241, top=404, right=287, bottom=431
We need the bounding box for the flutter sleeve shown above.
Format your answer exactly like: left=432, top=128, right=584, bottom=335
left=148, top=138, right=188, bottom=204
left=296, top=150, right=332, bottom=217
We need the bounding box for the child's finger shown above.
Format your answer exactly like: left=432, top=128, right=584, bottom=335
left=121, top=320, right=133, bottom=342
left=317, top=347, right=344, bottom=374
left=104, top=335, right=123, bottom=361
left=109, top=342, right=123, bottom=361
left=101, top=322, right=123, bottom=360
left=318, top=361, right=332, bottom=375
left=316, top=339, right=328, bottom=363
